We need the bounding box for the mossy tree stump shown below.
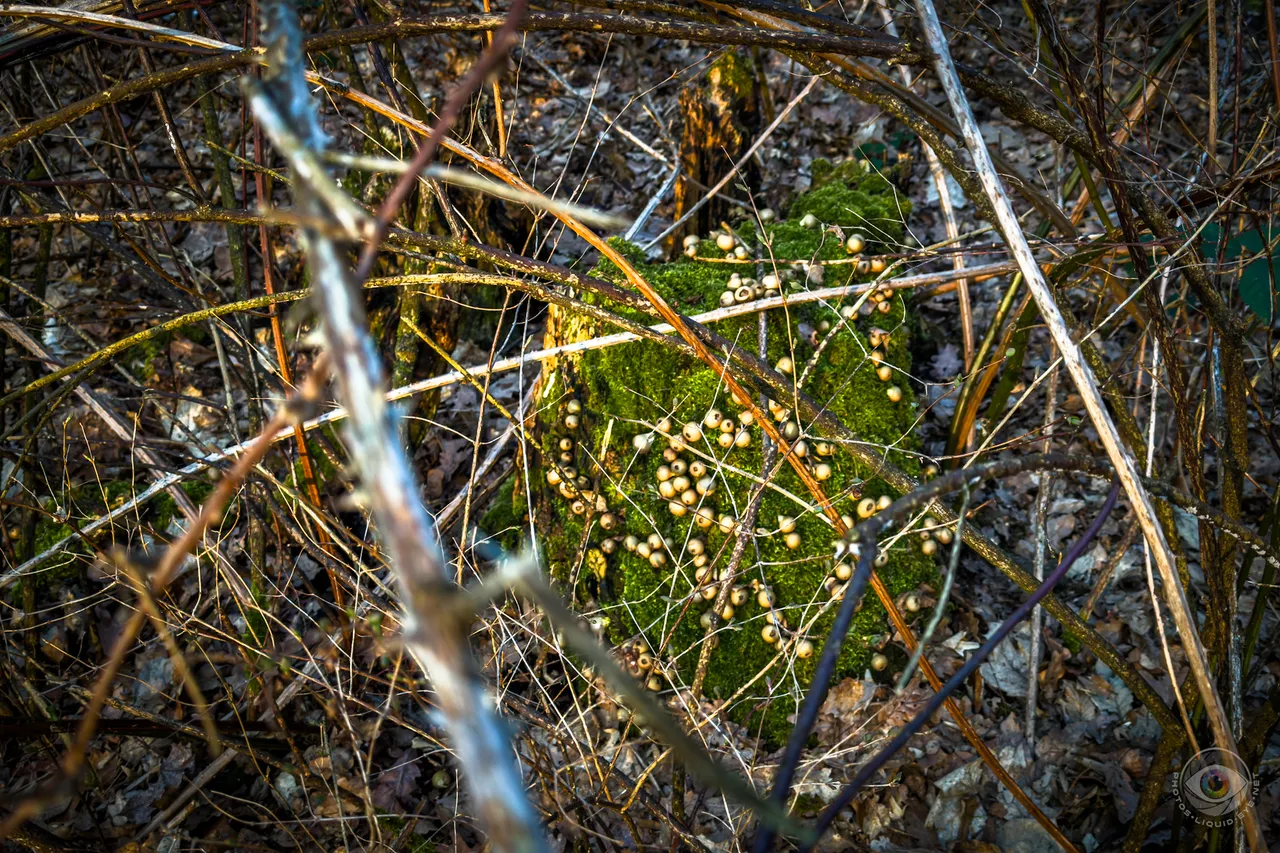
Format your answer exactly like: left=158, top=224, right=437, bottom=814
left=489, top=160, right=938, bottom=741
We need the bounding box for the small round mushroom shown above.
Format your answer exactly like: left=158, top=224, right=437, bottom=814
left=600, top=512, right=619, bottom=530
left=814, top=462, right=833, bottom=481
left=566, top=399, right=582, bottom=414
left=658, top=480, right=677, bottom=500
left=649, top=550, right=668, bottom=568
left=720, top=603, right=735, bottom=621
left=683, top=234, right=701, bottom=249
left=759, top=208, right=776, bottom=223
left=870, top=257, right=887, bottom=274
left=669, top=500, right=688, bottom=517
left=703, top=409, right=724, bottom=429
left=784, top=531, right=802, bottom=550
left=734, top=245, right=748, bottom=259
left=694, top=507, right=715, bottom=529
left=757, top=587, right=776, bottom=608
left=718, top=513, right=737, bottom=533
left=876, top=365, right=893, bottom=382
left=776, top=355, right=794, bottom=375
left=905, top=593, right=921, bottom=613
left=857, top=497, right=877, bottom=518
left=874, top=551, right=889, bottom=568
left=546, top=469, right=562, bottom=486
left=730, top=587, right=748, bottom=607
left=700, top=610, right=716, bottom=629
left=734, top=429, right=752, bottom=448
left=715, top=233, right=735, bottom=252
left=717, top=431, right=735, bottom=448
left=800, top=213, right=820, bottom=230
left=796, top=639, right=814, bottom=659
left=835, top=562, right=853, bottom=581
left=762, top=624, right=781, bottom=644
left=564, top=413, right=581, bottom=429
left=871, top=653, right=889, bottom=671
left=921, top=538, right=938, bottom=556
left=687, top=537, right=706, bottom=556
left=681, top=422, right=703, bottom=443
left=876, top=495, right=892, bottom=512
left=887, top=385, right=904, bottom=403
left=623, top=535, right=640, bottom=552
left=845, top=233, right=866, bottom=254
left=778, top=515, right=797, bottom=534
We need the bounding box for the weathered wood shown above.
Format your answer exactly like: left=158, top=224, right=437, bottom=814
left=672, top=51, right=760, bottom=250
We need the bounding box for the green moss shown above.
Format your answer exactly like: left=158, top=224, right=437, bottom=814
left=498, top=164, right=931, bottom=742
left=152, top=479, right=217, bottom=533
left=479, top=474, right=527, bottom=554
left=376, top=814, right=436, bottom=852
left=16, top=477, right=216, bottom=597
left=705, top=50, right=755, bottom=101
left=790, top=158, right=911, bottom=248
left=129, top=328, right=173, bottom=380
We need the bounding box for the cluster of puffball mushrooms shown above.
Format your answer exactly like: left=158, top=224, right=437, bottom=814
left=547, top=393, right=953, bottom=675
left=545, top=211, right=956, bottom=682
left=680, top=210, right=892, bottom=310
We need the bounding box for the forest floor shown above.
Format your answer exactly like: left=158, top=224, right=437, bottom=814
left=0, top=1, right=1275, bottom=852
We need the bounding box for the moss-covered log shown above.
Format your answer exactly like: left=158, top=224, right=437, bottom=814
left=488, top=160, right=935, bottom=741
